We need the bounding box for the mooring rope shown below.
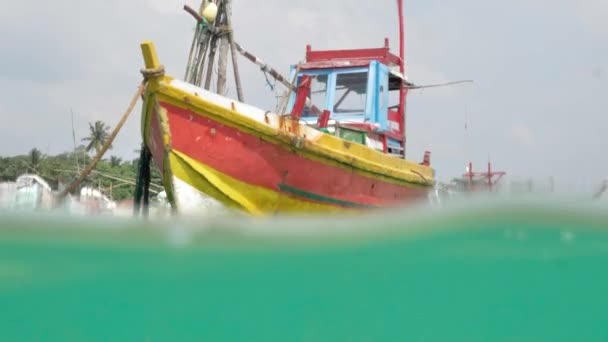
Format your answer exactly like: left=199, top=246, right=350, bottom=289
left=56, top=66, right=165, bottom=204
left=141, top=65, right=165, bottom=81
left=133, top=143, right=152, bottom=217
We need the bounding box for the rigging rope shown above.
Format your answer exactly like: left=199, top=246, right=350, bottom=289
left=56, top=65, right=164, bottom=204
left=263, top=70, right=275, bottom=91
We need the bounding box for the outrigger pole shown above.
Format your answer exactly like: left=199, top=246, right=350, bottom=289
left=234, top=42, right=292, bottom=91
left=233, top=42, right=324, bottom=115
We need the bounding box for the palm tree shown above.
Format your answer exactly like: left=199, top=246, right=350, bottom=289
left=110, top=156, right=122, bottom=168
left=28, top=148, right=43, bottom=170
left=22, top=148, right=44, bottom=174
left=82, top=121, right=112, bottom=154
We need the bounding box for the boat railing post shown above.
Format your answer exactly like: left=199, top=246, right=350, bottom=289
left=290, top=75, right=312, bottom=120
left=141, top=41, right=161, bottom=71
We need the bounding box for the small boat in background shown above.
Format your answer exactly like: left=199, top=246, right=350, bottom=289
left=10, top=174, right=54, bottom=211
left=450, top=162, right=507, bottom=193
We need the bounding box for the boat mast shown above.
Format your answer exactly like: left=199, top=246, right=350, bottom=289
left=397, top=0, right=408, bottom=158
left=398, top=0, right=405, bottom=76
left=183, top=1, right=244, bottom=101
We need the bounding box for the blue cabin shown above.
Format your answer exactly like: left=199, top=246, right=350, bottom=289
left=287, top=40, right=411, bottom=158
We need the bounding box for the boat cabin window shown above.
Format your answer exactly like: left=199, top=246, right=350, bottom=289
left=388, top=73, right=402, bottom=110
left=302, top=74, right=328, bottom=117
left=389, top=88, right=400, bottom=110
left=333, top=72, right=368, bottom=116
left=289, top=62, right=405, bottom=135
left=296, top=69, right=369, bottom=119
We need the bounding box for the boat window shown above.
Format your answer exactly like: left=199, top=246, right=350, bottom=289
left=389, top=88, right=400, bottom=110
left=333, top=72, right=368, bottom=115
left=302, top=74, right=328, bottom=117
left=388, top=71, right=403, bottom=110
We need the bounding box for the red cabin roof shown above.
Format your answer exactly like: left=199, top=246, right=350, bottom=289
left=301, top=38, right=402, bottom=70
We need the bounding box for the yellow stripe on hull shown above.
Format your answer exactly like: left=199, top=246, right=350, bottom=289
left=169, top=150, right=345, bottom=215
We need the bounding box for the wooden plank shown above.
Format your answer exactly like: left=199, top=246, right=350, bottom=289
left=140, top=41, right=160, bottom=69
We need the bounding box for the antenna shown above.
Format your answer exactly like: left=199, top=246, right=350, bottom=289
left=407, top=80, right=474, bottom=89
left=464, top=105, right=468, bottom=131
left=70, top=108, right=80, bottom=172
left=464, top=105, right=470, bottom=171
left=70, top=109, right=76, bottom=149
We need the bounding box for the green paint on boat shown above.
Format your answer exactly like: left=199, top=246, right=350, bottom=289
left=278, top=183, right=377, bottom=208
left=336, top=126, right=367, bottom=145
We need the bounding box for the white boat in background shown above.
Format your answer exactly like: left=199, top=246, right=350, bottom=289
left=0, top=174, right=114, bottom=216
left=79, top=187, right=117, bottom=215
left=11, top=174, right=55, bottom=211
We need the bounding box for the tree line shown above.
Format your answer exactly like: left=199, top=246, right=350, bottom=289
left=0, top=121, right=161, bottom=202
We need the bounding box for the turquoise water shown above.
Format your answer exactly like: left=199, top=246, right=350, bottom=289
left=1, top=197, right=607, bottom=341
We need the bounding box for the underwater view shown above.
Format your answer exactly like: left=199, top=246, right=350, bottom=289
left=1, top=195, right=608, bottom=340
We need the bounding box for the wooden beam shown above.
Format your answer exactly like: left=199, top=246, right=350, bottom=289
left=224, top=0, right=244, bottom=101
left=140, top=41, right=160, bottom=69
left=216, top=1, right=230, bottom=95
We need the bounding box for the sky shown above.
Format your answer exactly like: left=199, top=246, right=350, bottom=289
left=0, top=0, right=606, bottom=190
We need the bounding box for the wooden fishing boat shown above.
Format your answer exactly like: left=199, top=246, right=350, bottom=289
left=138, top=1, right=435, bottom=215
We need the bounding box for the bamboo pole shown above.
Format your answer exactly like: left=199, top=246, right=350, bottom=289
left=216, top=5, right=230, bottom=95
left=204, top=34, right=220, bottom=90
left=204, top=0, right=225, bottom=90
left=185, top=1, right=209, bottom=83
left=195, top=5, right=213, bottom=85
left=194, top=35, right=211, bottom=86
left=52, top=168, right=162, bottom=191
left=233, top=42, right=321, bottom=115
left=57, top=82, right=146, bottom=200
left=184, top=26, right=201, bottom=81
left=224, top=0, right=244, bottom=101
left=234, top=42, right=292, bottom=90
left=217, top=37, right=229, bottom=94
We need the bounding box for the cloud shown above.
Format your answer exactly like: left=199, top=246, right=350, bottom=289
left=145, top=0, right=189, bottom=14
left=577, top=1, right=608, bottom=37
left=507, top=123, right=536, bottom=148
